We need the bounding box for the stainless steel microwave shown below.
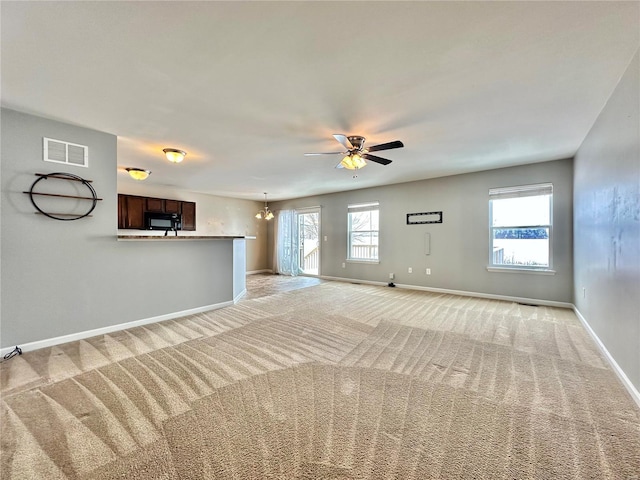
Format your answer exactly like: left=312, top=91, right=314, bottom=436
left=144, top=212, right=182, bottom=231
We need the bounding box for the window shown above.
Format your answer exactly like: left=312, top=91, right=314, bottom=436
left=489, top=183, right=552, bottom=270
left=348, top=202, right=379, bottom=262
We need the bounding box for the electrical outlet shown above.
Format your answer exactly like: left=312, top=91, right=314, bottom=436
left=426, top=268, right=431, bottom=275
left=342, top=262, right=346, bottom=268
left=408, top=267, right=412, bottom=273
left=389, top=273, right=395, bottom=280
left=324, top=236, right=327, bottom=241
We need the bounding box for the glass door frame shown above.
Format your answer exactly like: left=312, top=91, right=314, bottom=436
left=296, top=207, right=321, bottom=276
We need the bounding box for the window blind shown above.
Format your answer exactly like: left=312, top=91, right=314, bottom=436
left=348, top=202, right=379, bottom=213
left=489, top=183, right=552, bottom=200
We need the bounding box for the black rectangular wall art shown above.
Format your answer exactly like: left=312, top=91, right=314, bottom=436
left=407, top=211, right=443, bottom=225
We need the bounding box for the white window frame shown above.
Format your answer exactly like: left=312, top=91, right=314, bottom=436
left=488, top=183, right=554, bottom=273
left=347, top=201, right=380, bottom=263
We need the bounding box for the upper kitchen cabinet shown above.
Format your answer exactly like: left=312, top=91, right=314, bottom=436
left=118, top=194, right=196, bottom=231
left=146, top=197, right=164, bottom=212
left=165, top=199, right=180, bottom=214
left=181, top=201, right=196, bottom=231
left=118, top=194, right=146, bottom=229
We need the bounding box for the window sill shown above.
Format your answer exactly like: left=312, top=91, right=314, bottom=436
left=347, top=259, right=380, bottom=265
left=487, top=266, right=556, bottom=275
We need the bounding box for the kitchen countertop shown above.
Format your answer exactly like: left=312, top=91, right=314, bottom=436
left=117, top=235, right=246, bottom=240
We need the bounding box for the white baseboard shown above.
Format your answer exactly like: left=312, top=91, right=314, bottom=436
left=318, top=275, right=573, bottom=309
left=397, top=283, right=574, bottom=309
left=0, top=301, right=233, bottom=358
left=234, top=288, right=247, bottom=303
left=319, top=275, right=388, bottom=287
left=573, top=307, right=640, bottom=409
left=247, top=269, right=272, bottom=275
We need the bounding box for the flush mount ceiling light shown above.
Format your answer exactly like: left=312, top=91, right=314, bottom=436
left=126, top=167, right=151, bottom=181
left=255, top=192, right=274, bottom=220
left=163, top=148, right=186, bottom=163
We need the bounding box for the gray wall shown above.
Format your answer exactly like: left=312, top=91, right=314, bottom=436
left=270, top=158, right=574, bottom=303
left=574, top=51, right=640, bottom=390
left=1, top=109, right=235, bottom=348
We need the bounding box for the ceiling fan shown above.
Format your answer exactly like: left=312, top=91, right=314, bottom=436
left=305, top=134, right=404, bottom=170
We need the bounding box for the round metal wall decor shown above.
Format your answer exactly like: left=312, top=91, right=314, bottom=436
left=27, top=172, right=99, bottom=221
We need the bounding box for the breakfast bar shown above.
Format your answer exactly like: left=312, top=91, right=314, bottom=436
left=116, top=235, right=248, bottom=305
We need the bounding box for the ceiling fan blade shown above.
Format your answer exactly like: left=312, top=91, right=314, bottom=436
left=333, top=134, right=354, bottom=150
left=304, top=152, right=345, bottom=156
left=366, top=140, right=404, bottom=152
left=363, top=153, right=392, bottom=165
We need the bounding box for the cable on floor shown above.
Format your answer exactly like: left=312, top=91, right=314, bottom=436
left=3, top=346, right=22, bottom=361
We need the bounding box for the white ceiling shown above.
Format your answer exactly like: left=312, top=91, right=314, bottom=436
left=2, top=1, right=638, bottom=201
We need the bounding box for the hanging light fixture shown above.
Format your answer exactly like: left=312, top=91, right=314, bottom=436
left=255, top=192, right=275, bottom=220
left=163, top=148, right=187, bottom=163
left=126, top=167, right=151, bottom=181
left=340, top=153, right=367, bottom=170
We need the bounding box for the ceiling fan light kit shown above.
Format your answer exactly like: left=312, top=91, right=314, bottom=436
left=340, top=153, right=367, bottom=170
left=163, top=148, right=187, bottom=163
left=305, top=134, right=403, bottom=170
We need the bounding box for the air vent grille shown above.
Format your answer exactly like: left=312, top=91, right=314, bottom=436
left=43, top=137, right=88, bottom=167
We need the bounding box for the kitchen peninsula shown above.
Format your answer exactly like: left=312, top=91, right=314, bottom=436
left=117, top=235, right=248, bottom=307
left=117, top=235, right=245, bottom=240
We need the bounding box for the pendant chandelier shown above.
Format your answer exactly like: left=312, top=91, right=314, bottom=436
left=255, top=192, right=274, bottom=220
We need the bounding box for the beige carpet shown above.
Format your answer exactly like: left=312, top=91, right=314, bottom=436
left=1, top=275, right=639, bottom=479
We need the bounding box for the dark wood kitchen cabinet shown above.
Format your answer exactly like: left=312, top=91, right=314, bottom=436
left=181, top=201, right=196, bottom=230
left=118, top=194, right=196, bottom=231
left=165, top=199, right=180, bottom=214
left=146, top=197, right=164, bottom=212
left=119, top=194, right=145, bottom=229
left=118, top=194, right=126, bottom=229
